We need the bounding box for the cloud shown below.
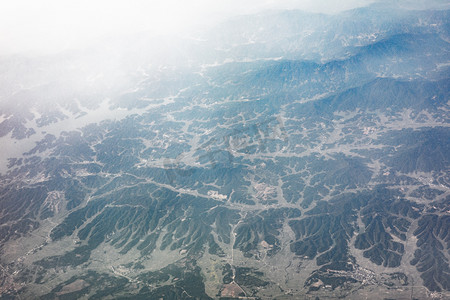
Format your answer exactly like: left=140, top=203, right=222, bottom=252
left=0, top=0, right=384, bottom=55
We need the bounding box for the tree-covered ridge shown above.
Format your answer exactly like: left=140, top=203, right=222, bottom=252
left=0, top=4, right=449, bottom=299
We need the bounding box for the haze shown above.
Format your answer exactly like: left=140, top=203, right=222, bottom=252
left=0, top=0, right=377, bottom=55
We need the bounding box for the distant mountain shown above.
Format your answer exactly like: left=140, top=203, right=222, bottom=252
left=0, top=3, right=449, bottom=299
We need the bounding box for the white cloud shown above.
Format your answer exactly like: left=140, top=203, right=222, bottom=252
left=0, top=0, right=377, bottom=55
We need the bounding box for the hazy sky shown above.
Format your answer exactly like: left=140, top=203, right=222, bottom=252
left=0, top=0, right=377, bottom=55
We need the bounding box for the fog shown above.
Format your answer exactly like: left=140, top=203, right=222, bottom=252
left=0, top=0, right=378, bottom=55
